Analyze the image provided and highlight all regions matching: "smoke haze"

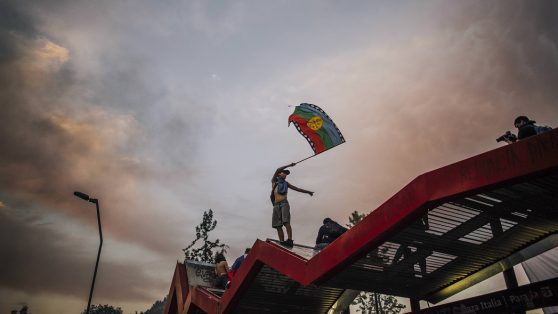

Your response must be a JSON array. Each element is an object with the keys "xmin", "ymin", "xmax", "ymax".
[{"xmin": 1, "ymin": 1, "xmax": 557, "ymax": 313}]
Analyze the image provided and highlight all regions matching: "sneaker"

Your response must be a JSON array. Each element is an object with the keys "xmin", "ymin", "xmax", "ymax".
[{"xmin": 279, "ymin": 239, "xmax": 294, "ymax": 247}]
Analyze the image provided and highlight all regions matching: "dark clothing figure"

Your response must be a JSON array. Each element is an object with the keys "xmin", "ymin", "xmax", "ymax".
[
  {"xmin": 231, "ymin": 255, "xmax": 246, "ymax": 272},
  {"xmin": 215, "ymin": 273, "xmax": 228, "ymax": 289},
  {"xmin": 231, "ymin": 248, "xmax": 250, "ymax": 276},
  {"xmin": 393, "ymin": 243, "xmax": 428, "ymax": 277},
  {"xmin": 517, "ymin": 123, "xmax": 537, "ymax": 140},
  {"xmin": 214, "ymin": 253, "xmax": 229, "ymax": 289},
  {"xmin": 392, "ymin": 217, "xmax": 430, "ymax": 277},
  {"xmin": 498, "ymin": 116, "xmax": 552, "ymax": 144},
  {"xmin": 315, "ymin": 218, "xmax": 347, "ymax": 248},
  {"xmin": 515, "ymin": 115, "xmax": 552, "ymax": 140}
]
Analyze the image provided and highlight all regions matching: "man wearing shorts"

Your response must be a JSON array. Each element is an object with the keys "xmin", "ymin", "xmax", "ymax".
[{"xmin": 271, "ymin": 163, "xmax": 314, "ymax": 247}]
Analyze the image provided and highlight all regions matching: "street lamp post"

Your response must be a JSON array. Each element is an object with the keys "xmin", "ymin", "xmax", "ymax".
[{"xmin": 74, "ymin": 191, "xmax": 103, "ymax": 314}]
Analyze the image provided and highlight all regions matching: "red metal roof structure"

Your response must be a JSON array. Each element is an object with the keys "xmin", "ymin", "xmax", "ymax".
[{"xmin": 164, "ymin": 129, "xmax": 558, "ymax": 314}]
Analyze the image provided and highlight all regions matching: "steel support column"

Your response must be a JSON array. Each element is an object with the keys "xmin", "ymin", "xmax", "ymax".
[{"xmin": 492, "ymin": 218, "xmax": 524, "ymax": 314}]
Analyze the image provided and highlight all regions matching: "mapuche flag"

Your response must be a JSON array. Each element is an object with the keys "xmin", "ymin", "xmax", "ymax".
[{"xmin": 288, "ymin": 103, "xmax": 345, "ymax": 155}]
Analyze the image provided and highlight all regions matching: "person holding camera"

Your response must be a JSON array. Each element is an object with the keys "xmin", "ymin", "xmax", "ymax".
[
  {"xmin": 514, "ymin": 115, "xmax": 552, "ymax": 140},
  {"xmin": 497, "ymin": 115, "xmax": 552, "ymax": 144}
]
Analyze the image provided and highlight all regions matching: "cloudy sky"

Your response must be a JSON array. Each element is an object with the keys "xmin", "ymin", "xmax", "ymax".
[{"xmin": 1, "ymin": 1, "xmax": 558, "ymax": 313}]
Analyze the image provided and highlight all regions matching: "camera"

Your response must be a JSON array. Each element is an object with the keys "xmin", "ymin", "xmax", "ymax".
[{"xmin": 496, "ymin": 131, "xmax": 517, "ymax": 144}]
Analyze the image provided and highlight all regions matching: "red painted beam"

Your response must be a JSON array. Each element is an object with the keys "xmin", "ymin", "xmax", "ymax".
[
  {"xmin": 219, "ymin": 239, "xmax": 309, "ymax": 313},
  {"xmin": 306, "ymin": 129, "xmax": 558, "ymax": 284},
  {"xmin": 163, "ymin": 262, "xmax": 188, "ymax": 314},
  {"xmin": 187, "ymin": 287, "xmax": 221, "ymax": 314}
]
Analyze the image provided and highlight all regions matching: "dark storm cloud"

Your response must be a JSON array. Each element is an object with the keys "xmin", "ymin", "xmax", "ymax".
[
  {"xmin": 0, "ymin": 208, "xmax": 167, "ymax": 301},
  {"xmin": 0, "ymin": 0, "xmax": 198, "ymax": 306},
  {"xmin": 0, "ymin": 1, "xmax": 37, "ymax": 61},
  {"xmin": 0, "ymin": 1, "xmax": 78, "ymax": 206},
  {"xmin": 0, "ymin": 0, "xmax": 199, "ymax": 252}
]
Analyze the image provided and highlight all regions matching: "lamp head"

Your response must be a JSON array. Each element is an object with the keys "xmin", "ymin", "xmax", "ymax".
[
  {"xmin": 74, "ymin": 191, "xmax": 90, "ymax": 201},
  {"xmin": 74, "ymin": 191, "xmax": 97, "ymax": 203}
]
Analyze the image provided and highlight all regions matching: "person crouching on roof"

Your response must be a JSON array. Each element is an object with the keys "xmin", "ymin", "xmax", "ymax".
[
  {"xmin": 514, "ymin": 115, "xmax": 553, "ymax": 140},
  {"xmin": 315, "ymin": 218, "xmax": 348, "ymax": 251},
  {"xmin": 271, "ymin": 163, "xmax": 314, "ymax": 248}
]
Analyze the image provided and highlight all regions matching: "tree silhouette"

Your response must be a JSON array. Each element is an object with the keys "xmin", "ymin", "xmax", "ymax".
[
  {"xmin": 347, "ymin": 210, "xmax": 366, "ymax": 228},
  {"xmin": 142, "ymin": 297, "xmax": 166, "ymax": 314},
  {"xmin": 81, "ymin": 304, "xmax": 123, "ymax": 314},
  {"xmin": 10, "ymin": 305, "xmax": 29, "ymax": 314},
  {"xmin": 183, "ymin": 209, "xmax": 228, "ymax": 263}
]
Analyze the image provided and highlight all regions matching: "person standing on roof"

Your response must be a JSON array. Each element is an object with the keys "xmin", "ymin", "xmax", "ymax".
[
  {"xmin": 515, "ymin": 115, "xmax": 553, "ymax": 140},
  {"xmin": 271, "ymin": 163, "xmax": 314, "ymax": 247}
]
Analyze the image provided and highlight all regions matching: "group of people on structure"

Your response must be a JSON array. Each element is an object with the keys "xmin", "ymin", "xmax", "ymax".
[
  {"xmin": 271, "ymin": 163, "xmax": 349, "ymax": 249},
  {"xmin": 212, "ymin": 162, "xmax": 346, "ymax": 289},
  {"xmin": 214, "ymin": 248, "xmax": 251, "ymax": 289},
  {"xmin": 212, "ymin": 115, "xmax": 553, "ymax": 289}
]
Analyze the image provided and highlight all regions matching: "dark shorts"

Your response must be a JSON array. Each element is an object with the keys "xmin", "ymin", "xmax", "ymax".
[
  {"xmin": 215, "ymin": 274, "xmax": 228, "ymax": 289},
  {"xmin": 272, "ymin": 200, "xmax": 290, "ymax": 228}
]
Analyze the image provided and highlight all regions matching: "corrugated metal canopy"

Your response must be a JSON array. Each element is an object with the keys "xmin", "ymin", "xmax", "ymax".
[
  {"xmin": 233, "ymin": 265, "xmax": 344, "ymax": 314},
  {"xmin": 321, "ymin": 175, "xmax": 558, "ymax": 302},
  {"xmin": 192, "ymin": 243, "xmax": 345, "ymax": 314}
]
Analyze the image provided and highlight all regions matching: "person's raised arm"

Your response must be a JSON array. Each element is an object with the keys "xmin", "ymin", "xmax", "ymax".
[
  {"xmin": 271, "ymin": 162, "xmax": 297, "ymax": 183},
  {"xmin": 287, "ymin": 183, "xmax": 314, "ymax": 196}
]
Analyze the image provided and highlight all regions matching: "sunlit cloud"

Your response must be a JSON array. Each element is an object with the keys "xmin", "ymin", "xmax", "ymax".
[{"xmin": 34, "ymin": 39, "xmax": 70, "ymax": 66}]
